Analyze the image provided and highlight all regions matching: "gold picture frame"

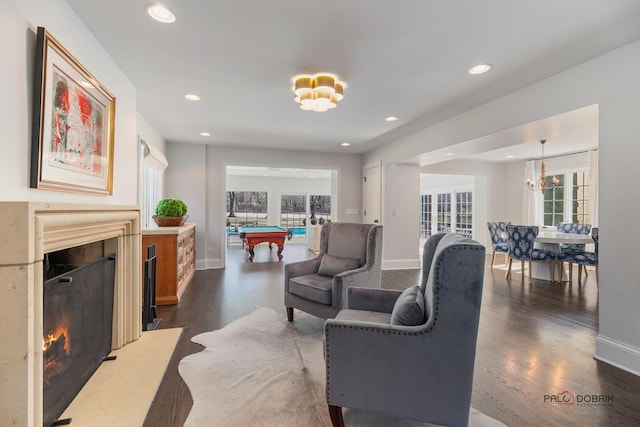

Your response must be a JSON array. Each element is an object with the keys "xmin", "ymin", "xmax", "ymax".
[{"xmin": 31, "ymin": 27, "xmax": 115, "ymax": 195}]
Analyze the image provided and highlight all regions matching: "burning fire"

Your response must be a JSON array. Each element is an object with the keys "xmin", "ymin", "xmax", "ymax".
[{"xmin": 43, "ymin": 316, "xmax": 71, "ymax": 355}]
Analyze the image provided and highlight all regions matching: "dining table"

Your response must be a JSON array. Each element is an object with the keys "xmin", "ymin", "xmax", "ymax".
[{"xmin": 533, "ymin": 229, "xmax": 595, "ymax": 281}]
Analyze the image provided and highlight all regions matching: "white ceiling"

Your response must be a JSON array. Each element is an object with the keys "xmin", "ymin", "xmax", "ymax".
[{"xmin": 66, "ymin": 0, "xmax": 640, "ymax": 162}]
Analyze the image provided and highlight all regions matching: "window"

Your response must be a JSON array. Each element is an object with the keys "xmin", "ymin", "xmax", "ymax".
[
  {"xmin": 281, "ymin": 194, "xmax": 306, "ymax": 236},
  {"xmin": 436, "ymin": 193, "xmax": 451, "ymax": 233},
  {"xmin": 310, "ymin": 195, "xmax": 331, "ymax": 223},
  {"xmin": 226, "ymin": 191, "xmax": 268, "ymax": 226},
  {"xmin": 542, "ymin": 171, "xmax": 590, "ymax": 226},
  {"xmin": 420, "ymin": 194, "xmax": 432, "ymax": 238},
  {"xmin": 571, "ymin": 171, "xmax": 590, "ymax": 224},
  {"xmin": 138, "ymin": 139, "xmax": 167, "ymax": 229},
  {"xmin": 455, "ymin": 192, "xmax": 473, "ymax": 237},
  {"xmin": 422, "ymin": 190, "xmax": 473, "ymax": 239},
  {"xmin": 543, "ymin": 174, "xmax": 565, "ymax": 227}
]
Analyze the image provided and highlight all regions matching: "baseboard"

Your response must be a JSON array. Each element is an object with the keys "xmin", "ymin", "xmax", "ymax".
[
  {"xmin": 594, "ymin": 334, "xmax": 640, "ymax": 376},
  {"xmin": 382, "ymin": 258, "xmax": 420, "ymax": 270},
  {"xmin": 196, "ymin": 258, "xmax": 222, "ymax": 270}
]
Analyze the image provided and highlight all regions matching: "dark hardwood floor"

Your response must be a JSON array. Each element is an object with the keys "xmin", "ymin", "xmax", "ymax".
[{"xmin": 144, "ymin": 243, "xmax": 640, "ymax": 427}]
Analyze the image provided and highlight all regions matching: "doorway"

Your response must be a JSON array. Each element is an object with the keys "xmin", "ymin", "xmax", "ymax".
[{"xmin": 224, "ymin": 166, "xmax": 337, "ymax": 266}]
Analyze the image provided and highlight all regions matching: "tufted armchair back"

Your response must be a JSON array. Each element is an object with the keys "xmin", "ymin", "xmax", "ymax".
[{"xmin": 324, "ymin": 232, "xmax": 486, "ymax": 427}]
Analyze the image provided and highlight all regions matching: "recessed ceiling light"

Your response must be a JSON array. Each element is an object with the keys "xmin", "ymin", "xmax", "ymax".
[
  {"xmin": 385, "ymin": 116, "xmax": 398, "ymax": 122},
  {"xmin": 146, "ymin": 4, "xmax": 176, "ymax": 23},
  {"xmin": 341, "ymin": 142, "xmax": 350, "ymax": 147},
  {"xmin": 506, "ymin": 155, "xmax": 515, "ymax": 158},
  {"xmin": 199, "ymin": 132, "xmax": 211, "ymax": 137},
  {"xmin": 468, "ymin": 64, "xmax": 492, "ymax": 75},
  {"xmin": 445, "ymin": 152, "xmax": 454, "ymax": 156},
  {"xmin": 185, "ymin": 94, "xmax": 201, "ymax": 101}
]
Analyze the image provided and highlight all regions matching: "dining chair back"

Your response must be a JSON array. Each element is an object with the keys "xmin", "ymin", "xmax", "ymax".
[
  {"xmin": 487, "ymin": 221, "xmax": 510, "ymax": 267},
  {"xmin": 556, "ymin": 222, "xmax": 592, "ymax": 252},
  {"xmin": 505, "ymin": 225, "xmax": 556, "ymax": 282}
]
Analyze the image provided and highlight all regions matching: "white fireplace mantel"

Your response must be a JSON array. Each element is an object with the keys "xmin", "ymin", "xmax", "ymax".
[{"xmin": 0, "ymin": 202, "xmax": 142, "ymax": 427}]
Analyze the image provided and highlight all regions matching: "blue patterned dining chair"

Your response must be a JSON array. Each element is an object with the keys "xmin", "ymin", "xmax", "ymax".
[
  {"xmin": 505, "ymin": 225, "xmax": 557, "ymax": 282},
  {"xmin": 487, "ymin": 221, "xmax": 510, "ymax": 268},
  {"xmin": 557, "ymin": 228, "xmax": 599, "ymax": 287},
  {"xmin": 556, "ymin": 222, "xmax": 592, "ymax": 280}
]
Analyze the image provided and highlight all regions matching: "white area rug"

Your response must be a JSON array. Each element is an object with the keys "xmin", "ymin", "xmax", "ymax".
[
  {"xmin": 61, "ymin": 327, "xmax": 182, "ymax": 426},
  {"xmin": 179, "ymin": 308, "xmax": 505, "ymax": 427}
]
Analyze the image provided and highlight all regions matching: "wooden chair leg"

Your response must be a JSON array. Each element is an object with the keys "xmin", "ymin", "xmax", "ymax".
[
  {"xmin": 549, "ymin": 260, "xmax": 555, "ymax": 282},
  {"xmin": 521, "ymin": 260, "xmax": 525, "ymax": 279},
  {"xmin": 569, "ymin": 262, "xmax": 573, "ymax": 281},
  {"xmin": 583, "ymin": 265, "xmax": 589, "ymax": 276},
  {"xmin": 286, "ymin": 306, "xmax": 293, "ymax": 322},
  {"xmin": 491, "ymin": 251, "xmax": 496, "ymax": 267},
  {"xmin": 527, "ymin": 261, "xmax": 532, "ymax": 281},
  {"xmin": 506, "ymin": 258, "xmax": 513, "ymax": 279},
  {"xmin": 328, "ymin": 405, "xmax": 345, "ymax": 427},
  {"xmin": 578, "ymin": 264, "xmax": 583, "ymax": 283},
  {"xmin": 558, "ymin": 261, "xmax": 563, "ymax": 282}
]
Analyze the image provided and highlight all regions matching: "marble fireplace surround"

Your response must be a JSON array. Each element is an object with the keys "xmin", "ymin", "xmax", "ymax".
[{"xmin": 0, "ymin": 202, "xmax": 142, "ymax": 427}]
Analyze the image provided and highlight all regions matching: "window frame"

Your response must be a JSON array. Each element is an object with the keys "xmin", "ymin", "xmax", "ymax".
[{"xmin": 540, "ymin": 167, "xmax": 590, "ymax": 226}]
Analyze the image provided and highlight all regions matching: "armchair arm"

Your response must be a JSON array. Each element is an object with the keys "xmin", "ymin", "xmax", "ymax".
[
  {"xmin": 284, "ymin": 257, "xmax": 322, "ymax": 293},
  {"xmin": 332, "ymin": 266, "xmax": 377, "ymax": 309},
  {"xmin": 346, "ymin": 287, "xmax": 402, "ymax": 313},
  {"xmin": 324, "ymin": 318, "xmax": 430, "ymax": 408}
]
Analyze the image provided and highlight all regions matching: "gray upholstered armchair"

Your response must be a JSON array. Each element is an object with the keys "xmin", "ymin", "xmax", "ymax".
[
  {"xmin": 284, "ymin": 222, "xmax": 383, "ymax": 321},
  {"xmin": 324, "ymin": 233, "xmax": 486, "ymax": 427}
]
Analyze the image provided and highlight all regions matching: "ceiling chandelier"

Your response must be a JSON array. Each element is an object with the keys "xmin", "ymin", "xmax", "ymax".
[
  {"xmin": 527, "ymin": 139, "xmax": 559, "ymax": 192},
  {"xmin": 291, "ymin": 73, "xmax": 346, "ymax": 112}
]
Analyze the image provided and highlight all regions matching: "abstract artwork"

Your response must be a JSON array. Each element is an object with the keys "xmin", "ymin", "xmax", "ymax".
[{"xmin": 31, "ymin": 27, "xmax": 115, "ymax": 194}]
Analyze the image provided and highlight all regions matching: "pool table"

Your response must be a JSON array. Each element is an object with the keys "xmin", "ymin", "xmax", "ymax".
[{"xmin": 238, "ymin": 226, "xmax": 289, "ymax": 262}]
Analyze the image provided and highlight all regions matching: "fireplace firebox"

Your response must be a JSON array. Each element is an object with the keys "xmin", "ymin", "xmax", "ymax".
[{"xmin": 43, "ymin": 253, "xmax": 116, "ymax": 427}]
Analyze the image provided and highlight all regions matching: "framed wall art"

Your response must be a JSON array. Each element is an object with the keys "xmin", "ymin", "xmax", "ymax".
[{"xmin": 31, "ymin": 26, "xmax": 116, "ymax": 195}]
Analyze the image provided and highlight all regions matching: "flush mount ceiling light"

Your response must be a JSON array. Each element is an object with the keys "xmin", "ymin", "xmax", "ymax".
[
  {"xmin": 385, "ymin": 116, "xmax": 398, "ymax": 122},
  {"xmin": 291, "ymin": 73, "xmax": 346, "ymax": 112},
  {"xmin": 184, "ymin": 94, "xmax": 201, "ymax": 101},
  {"xmin": 146, "ymin": 4, "xmax": 176, "ymax": 23},
  {"xmin": 199, "ymin": 132, "xmax": 211, "ymax": 137},
  {"xmin": 468, "ymin": 64, "xmax": 492, "ymax": 75}
]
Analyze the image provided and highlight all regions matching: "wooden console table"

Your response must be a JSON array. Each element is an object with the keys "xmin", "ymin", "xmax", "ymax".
[{"xmin": 142, "ymin": 223, "xmax": 196, "ymax": 305}]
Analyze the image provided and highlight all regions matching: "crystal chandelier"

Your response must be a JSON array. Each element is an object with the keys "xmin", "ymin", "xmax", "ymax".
[
  {"xmin": 291, "ymin": 73, "xmax": 346, "ymax": 112},
  {"xmin": 527, "ymin": 139, "xmax": 560, "ymax": 192}
]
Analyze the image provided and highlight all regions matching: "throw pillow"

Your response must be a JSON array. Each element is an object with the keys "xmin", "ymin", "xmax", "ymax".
[
  {"xmin": 317, "ymin": 254, "xmax": 361, "ymax": 277},
  {"xmin": 390, "ymin": 285, "xmax": 426, "ymax": 326}
]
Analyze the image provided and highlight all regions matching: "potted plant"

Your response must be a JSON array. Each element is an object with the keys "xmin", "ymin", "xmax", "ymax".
[{"xmin": 153, "ymin": 198, "xmax": 188, "ymax": 226}]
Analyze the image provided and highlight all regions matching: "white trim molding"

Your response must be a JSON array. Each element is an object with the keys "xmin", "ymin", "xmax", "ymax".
[{"xmin": 595, "ymin": 334, "xmax": 640, "ymax": 377}]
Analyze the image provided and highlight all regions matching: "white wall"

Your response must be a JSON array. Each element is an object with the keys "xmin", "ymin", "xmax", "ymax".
[
  {"xmin": 165, "ymin": 143, "xmax": 362, "ymax": 269},
  {"xmin": 365, "ymin": 39, "xmax": 640, "ymax": 376},
  {"xmin": 137, "ymin": 112, "xmax": 166, "ymax": 154},
  {"xmin": 1, "ymin": 0, "xmax": 138, "ymax": 205},
  {"xmin": 382, "ymin": 164, "xmax": 421, "ymax": 269},
  {"xmin": 164, "ymin": 143, "xmax": 208, "ymax": 267}
]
